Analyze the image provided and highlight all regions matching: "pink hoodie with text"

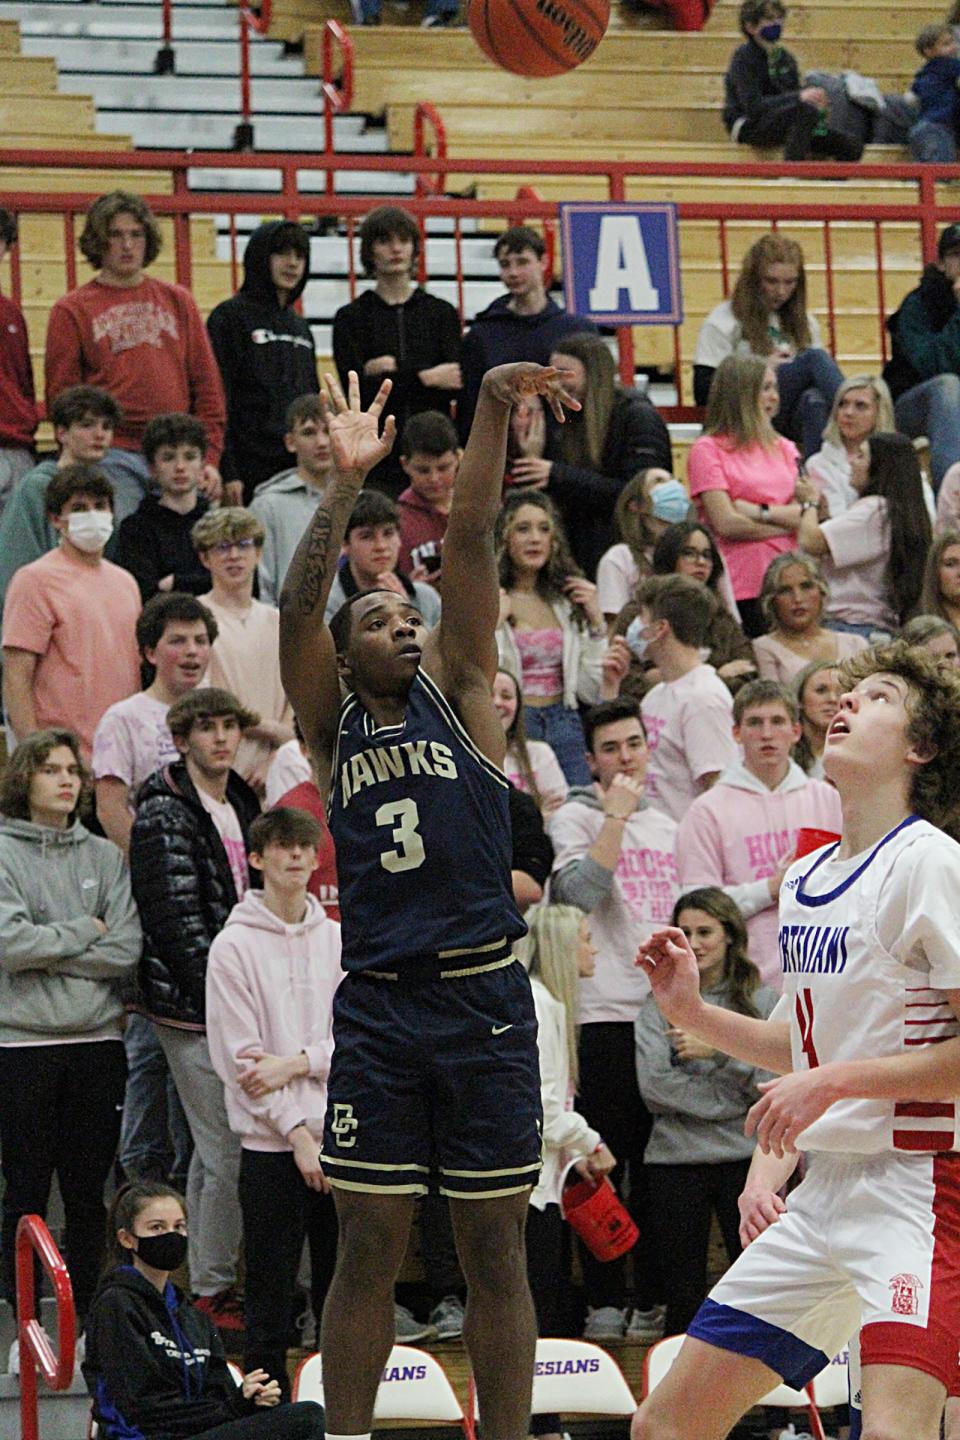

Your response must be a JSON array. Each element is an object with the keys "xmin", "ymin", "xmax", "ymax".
[
  {"xmin": 206, "ymin": 891, "xmax": 343, "ymax": 1150},
  {"xmin": 676, "ymin": 758, "xmax": 842, "ymax": 989}
]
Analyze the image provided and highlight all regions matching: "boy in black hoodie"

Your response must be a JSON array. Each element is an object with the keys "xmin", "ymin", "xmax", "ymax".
[
  {"xmin": 207, "ymin": 222, "xmax": 319, "ymax": 502},
  {"xmin": 332, "ymin": 205, "xmax": 462, "ymax": 498},
  {"xmin": 115, "ymin": 413, "xmax": 211, "ymax": 602}
]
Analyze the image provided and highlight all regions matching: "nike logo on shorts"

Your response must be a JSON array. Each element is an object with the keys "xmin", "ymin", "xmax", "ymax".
[{"xmin": 491, "ymin": 1023, "xmax": 513, "ymax": 1035}]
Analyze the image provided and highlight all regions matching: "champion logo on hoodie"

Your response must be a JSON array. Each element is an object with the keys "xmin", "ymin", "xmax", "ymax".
[{"xmin": 250, "ymin": 328, "xmax": 314, "ymax": 349}]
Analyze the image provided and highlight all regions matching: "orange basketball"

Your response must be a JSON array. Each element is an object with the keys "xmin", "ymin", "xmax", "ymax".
[{"xmin": 467, "ymin": 0, "xmax": 609, "ymax": 77}]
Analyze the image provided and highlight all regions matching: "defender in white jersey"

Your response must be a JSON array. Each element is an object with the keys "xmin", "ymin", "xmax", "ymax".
[{"xmin": 631, "ymin": 642, "xmax": 960, "ymax": 1440}]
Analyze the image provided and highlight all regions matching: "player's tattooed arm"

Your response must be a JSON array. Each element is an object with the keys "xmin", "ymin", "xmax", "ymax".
[
  {"xmin": 279, "ymin": 371, "xmax": 396, "ymax": 766},
  {"xmin": 426, "ymin": 363, "xmax": 578, "ymax": 713}
]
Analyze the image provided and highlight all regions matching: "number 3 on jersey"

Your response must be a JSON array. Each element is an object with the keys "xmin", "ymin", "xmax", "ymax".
[{"xmin": 376, "ymin": 798, "xmax": 426, "ymax": 874}]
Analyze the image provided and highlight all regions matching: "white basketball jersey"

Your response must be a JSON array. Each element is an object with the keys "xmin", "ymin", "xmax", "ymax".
[{"xmin": 778, "ymin": 815, "xmax": 960, "ymax": 1154}]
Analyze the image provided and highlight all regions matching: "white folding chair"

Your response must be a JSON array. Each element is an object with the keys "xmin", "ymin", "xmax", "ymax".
[
  {"xmin": 469, "ymin": 1337, "xmax": 636, "ymax": 1430},
  {"xmin": 293, "ymin": 1344, "xmax": 471, "ymax": 1435},
  {"xmin": 643, "ymin": 1333, "xmax": 829, "ymax": 1440}
]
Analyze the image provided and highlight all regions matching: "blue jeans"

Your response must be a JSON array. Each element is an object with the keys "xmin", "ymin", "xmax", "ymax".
[
  {"xmin": 774, "ymin": 348, "xmax": 845, "ymax": 459},
  {"xmin": 894, "ymin": 372, "xmax": 960, "ymax": 491},
  {"xmin": 119, "ymin": 1013, "xmax": 192, "ymax": 1183},
  {"xmin": 523, "ymin": 701, "xmax": 591, "ymax": 785},
  {"xmin": 909, "ymin": 119, "xmax": 957, "ymax": 164},
  {"xmin": 824, "ymin": 617, "xmax": 892, "ymax": 642}
]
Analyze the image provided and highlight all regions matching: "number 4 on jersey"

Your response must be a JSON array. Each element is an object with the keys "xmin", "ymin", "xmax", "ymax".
[{"xmin": 795, "ymin": 987, "xmax": 819, "ymax": 1068}]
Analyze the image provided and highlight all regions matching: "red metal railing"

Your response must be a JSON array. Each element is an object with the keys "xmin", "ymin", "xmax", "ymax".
[
  {"xmin": 236, "ymin": 0, "xmax": 273, "ymax": 149},
  {"xmin": 16, "ymin": 1215, "xmax": 76, "ymax": 1440},
  {"xmin": 2, "ymin": 147, "xmax": 959, "ymax": 415},
  {"xmin": 322, "ymin": 20, "xmax": 354, "ymax": 180}
]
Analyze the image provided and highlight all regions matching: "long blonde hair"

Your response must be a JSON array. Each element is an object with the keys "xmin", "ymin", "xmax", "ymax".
[
  {"xmin": 516, "ymin": 903, "xmax": 584, "ymax": 1089},
  {"xmin": 704, "ymin": 355, "xmax": 779, "ymax": 452},
  {"xmin": 731, "ymin": 234, "xmax": 812, "ymax": 356},
  {"xmin": 921, "ymin": 529, "xmax": 960, "ymax": 621},
  {"xmin": 820, "ymin": 375, "xmax": 895, "ymax": 450}
]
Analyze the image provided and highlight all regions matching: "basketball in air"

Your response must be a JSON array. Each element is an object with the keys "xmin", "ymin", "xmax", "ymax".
[{"xmin": 467, "ymin": 0, "xmax": 609, "ymax": 77}]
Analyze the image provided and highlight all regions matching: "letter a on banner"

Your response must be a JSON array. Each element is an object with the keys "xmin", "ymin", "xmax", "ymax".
[{"xmin": 589, "ymin": 216, "xmax": 659, "ymax": 312}]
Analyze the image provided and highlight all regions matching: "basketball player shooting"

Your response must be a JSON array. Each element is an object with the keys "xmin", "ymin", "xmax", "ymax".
[
  {"xmin": 279, "ymin": 363, "xmax": 579, "ymax": 1440},
  {"xmin": 630, "ymin": 643, "xmax": 960, "ymax": 1440}
]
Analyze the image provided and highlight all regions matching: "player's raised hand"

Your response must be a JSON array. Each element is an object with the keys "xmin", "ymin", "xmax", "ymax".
[
  {"xmin": 635, "ymin": 926, "xmax": 703, "ymax": 1027},
  {"xmin": 321, "ymin": 369, "xmax": 397, "ymax": 475},
  {"xmin": 481, "ymin": 362, "xmax": 581, "ymax": 423}
]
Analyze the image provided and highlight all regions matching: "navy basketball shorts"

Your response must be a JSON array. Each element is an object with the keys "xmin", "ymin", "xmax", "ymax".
[{"xmin": 322, "ymin": 955, "xmax": 543, "ymax": 1198}]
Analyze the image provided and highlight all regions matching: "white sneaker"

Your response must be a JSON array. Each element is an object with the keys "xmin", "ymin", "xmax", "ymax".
[
  {"xmin": 626, "ymin": 1303, "xmax": 667, "ymax": 1341},
  {"xmin": 582, "ymin": 1305, "xmax": 627, "ymax": 1340},
  {"xmin": 6, "ymin": 1339, "xmax": 18, "ymax": 1375}
]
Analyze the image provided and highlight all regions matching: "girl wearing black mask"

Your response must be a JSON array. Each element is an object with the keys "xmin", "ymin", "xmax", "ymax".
[{"xmin": 83, "ymin": 1182, "xmax": 325, "ymax": 1440}]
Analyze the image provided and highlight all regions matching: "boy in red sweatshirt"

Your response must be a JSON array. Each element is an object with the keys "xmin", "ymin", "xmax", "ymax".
[
  {"xmin": 396, "ymin": 410, "xmax": 460, "ymax": 581},
  {"xmin": 0, "ymin": 209, "xmax": 37, "ymax": 505},
  {"xmin": 206, "ymin": 806, "xmax": 342, "ymax": 1395}
]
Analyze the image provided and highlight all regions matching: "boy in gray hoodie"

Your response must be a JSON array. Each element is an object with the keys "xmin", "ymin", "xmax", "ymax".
[{"xmin": 0, "ymin": 727, "xmax": 140, "ymax": 1342}]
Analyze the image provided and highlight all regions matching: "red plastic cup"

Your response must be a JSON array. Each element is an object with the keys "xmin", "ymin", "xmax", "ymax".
[
  {"xmin": 561, "ymin": 1172, "xmax": 638, "ymax": 1262},
  {"xmin": 794, "ymin": 827, "xmax": 841, "ymax": 860}
]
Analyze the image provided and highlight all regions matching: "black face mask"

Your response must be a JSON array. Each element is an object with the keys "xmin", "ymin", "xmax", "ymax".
[{"xmin": 133, "ymin": 1230, "xmax": 189, "ymax": 1272}]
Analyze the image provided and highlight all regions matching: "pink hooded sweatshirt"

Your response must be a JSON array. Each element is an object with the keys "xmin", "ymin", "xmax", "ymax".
[
  {"xmin": 206, "ymin": 891, "xmax": 343, "ymax": 1150},
  {"xmin": 676, "ymin": 758, "xmax": 842, "ymax": 990}
]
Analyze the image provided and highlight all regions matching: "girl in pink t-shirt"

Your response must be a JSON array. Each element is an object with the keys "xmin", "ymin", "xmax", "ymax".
[
  {"xmin": 687, "ymin": 355, "xmax": 807, "ymax": 637},
  {"xmin": 492, "ymin": 668, "xmax": 569, "ymax": 815}
]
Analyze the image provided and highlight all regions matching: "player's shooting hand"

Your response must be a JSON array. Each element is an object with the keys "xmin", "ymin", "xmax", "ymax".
[
  {"xmin": 737, "ymin": 1186, "xmax": 787, "ymax": 1247},
  {"xmin": 635, "ymin": 927, "xmax": 705, "ymax": 1028},
  {"xmin": 481, "ymin": 363, "xmax": 581, "ymax": 423},
  {"xmin": 745, "ymin": 1067, "xmax": 843, "ymax": 1158},
  {"xmin": 321, "ymin": 370, "xmax": 397, "ymax": 476}
]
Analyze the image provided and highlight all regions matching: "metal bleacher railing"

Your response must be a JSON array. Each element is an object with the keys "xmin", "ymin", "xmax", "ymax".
[
  {"xmin": 2, "ymin": 138, "xmax": 960, "ymax": 420},
  {"xmin": 15, "ymin": 1214, "xmax": 76, "ymax": 1440}
]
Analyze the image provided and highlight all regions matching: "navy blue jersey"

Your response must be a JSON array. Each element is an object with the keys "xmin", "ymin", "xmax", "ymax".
[{"xmin": 328, "ymin": 669, "xmax": 526, "ymax": 972}]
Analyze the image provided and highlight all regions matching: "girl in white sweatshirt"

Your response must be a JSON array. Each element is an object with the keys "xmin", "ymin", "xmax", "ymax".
[{"xmin": 518, "ymin": 904, "xmax": 615, "ymax": 1440}]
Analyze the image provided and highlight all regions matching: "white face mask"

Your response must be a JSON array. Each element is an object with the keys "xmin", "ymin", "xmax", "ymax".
[
  {"xmin": 626, "ymin": 616, "xmax": 652, "ymax": 660},
  {"xmin": 65, "ymin": 510, "xmax": 113, "ymax": 553}
]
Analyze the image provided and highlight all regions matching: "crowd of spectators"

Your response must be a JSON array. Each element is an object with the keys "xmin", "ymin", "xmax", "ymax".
[{"xmin": 6, "ymin": 163, "xmax": 960, "ymax": 1437}]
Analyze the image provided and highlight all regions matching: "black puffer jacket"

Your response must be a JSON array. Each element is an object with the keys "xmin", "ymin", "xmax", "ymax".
[{"xmin": 130, "ymin": 762, "xmax": 261, "ymax": 1030}]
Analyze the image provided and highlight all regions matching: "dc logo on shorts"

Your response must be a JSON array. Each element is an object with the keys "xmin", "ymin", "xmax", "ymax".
[
  {"xmin": 888, "ymin": 1272, "xmax": 923, "ymax": 1316},
  {"xmin": 331, "ymin": 1103, "xmax": 359, "ymax": 1149}
]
